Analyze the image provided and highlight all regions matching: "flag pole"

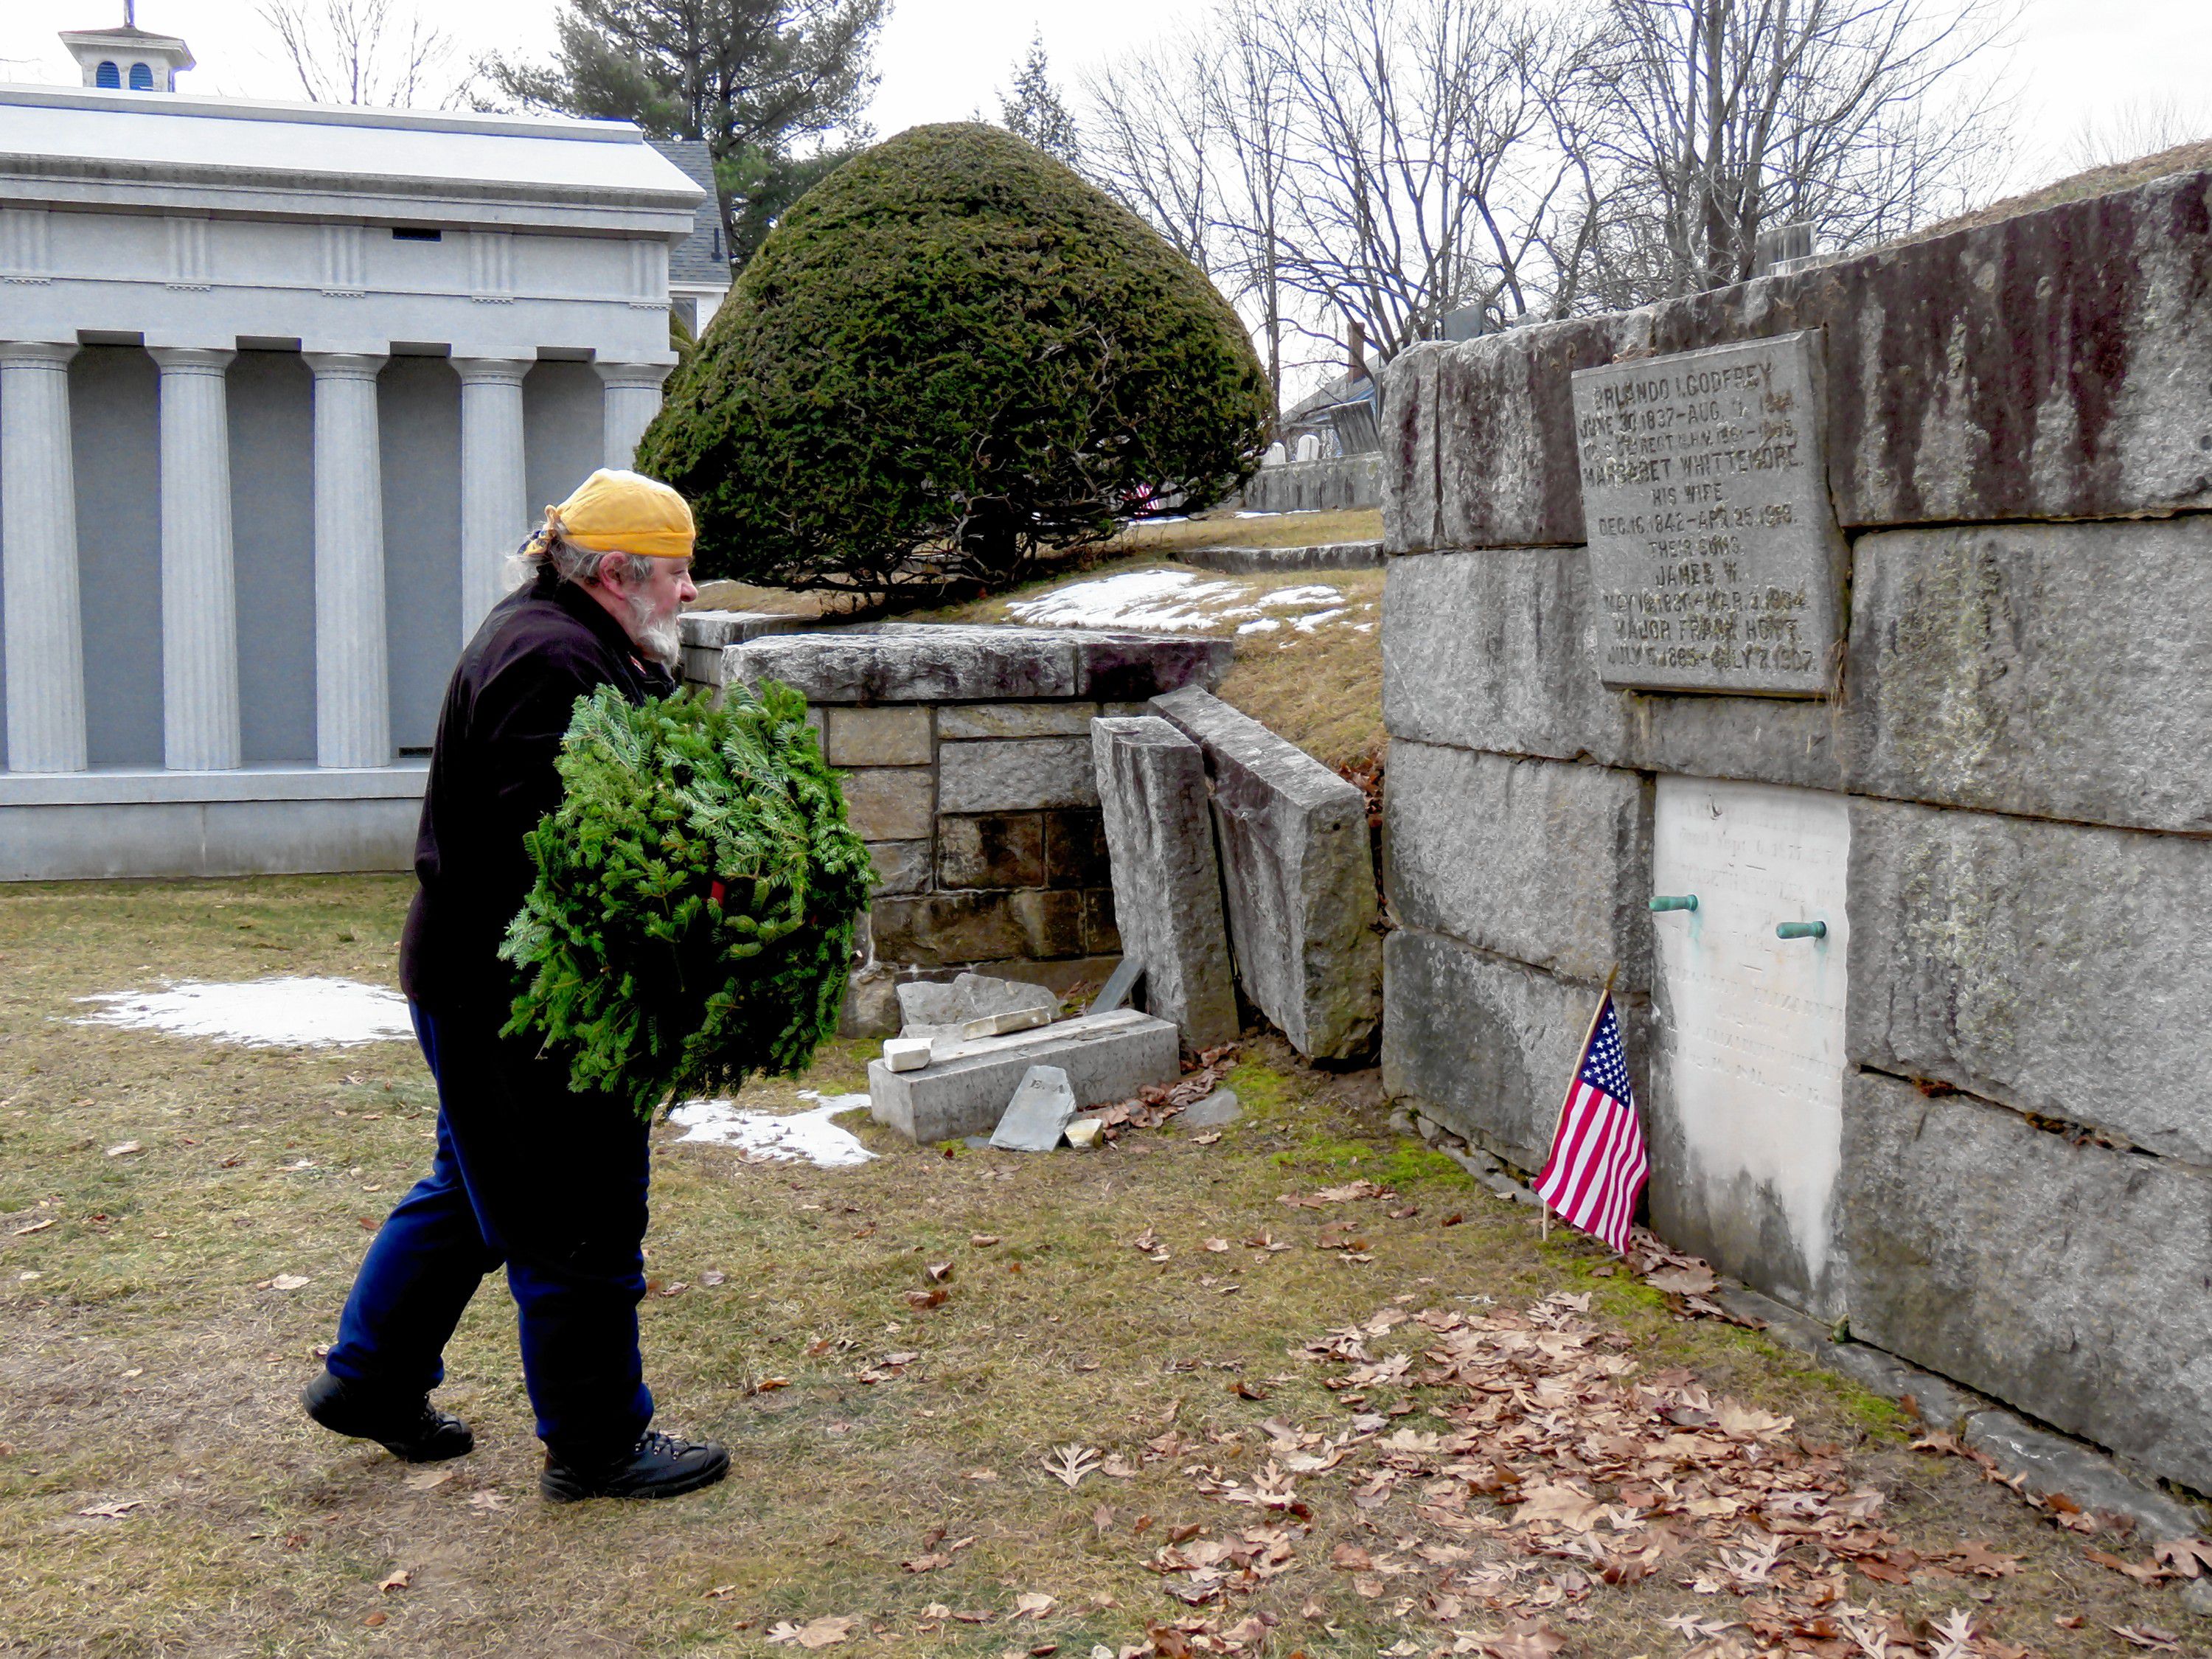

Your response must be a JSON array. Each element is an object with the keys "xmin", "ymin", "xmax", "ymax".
[{"xmin": 1539, "ymin": 961, "xmax": 1618, "ymax": 1241}]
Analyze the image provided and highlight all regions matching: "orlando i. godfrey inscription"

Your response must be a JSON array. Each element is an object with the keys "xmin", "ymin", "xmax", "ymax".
[{"xmin": 1570, "ymin": 330, "xmax": 1845, "ymax": 696}]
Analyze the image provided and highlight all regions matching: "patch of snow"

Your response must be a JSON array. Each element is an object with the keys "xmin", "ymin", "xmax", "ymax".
[
  {"xmin": 669, "ymin": 1089, "xmax": 875, "ymax": 1168},
  {"xmin": 1293, "ymin": 607, "xmax": 1352, "ymax": 632},
  {"xmin": 1256, "ymin": 584, "xmax": 1344, "ymax": 610},
  {"xmin": 1236, "ymin": 617, "xmax": 1283, "ymax": 636},
  {"xmin": 1006, "ymin": 568, "xmax": 1256, "ymax": 631},
  {"xmin": 1353, "ymin": 622, "xmax": 1376, "ymax": 633},
  {"xmin": 74, "ymin": 977, "xmax": 413, "ymax": 1048}
]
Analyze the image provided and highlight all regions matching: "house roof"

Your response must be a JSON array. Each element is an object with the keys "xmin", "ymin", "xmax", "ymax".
[
  {"xmin": 0, "ymin": 84, "xmax": 703, "ymax": 236},
  {"xmin": 647, "ymin": 138, "xmax": 731, "ymax": 289}
]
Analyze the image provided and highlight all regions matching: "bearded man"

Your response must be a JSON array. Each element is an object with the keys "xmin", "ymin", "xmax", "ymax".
[{"xmin": 300, "ymin": 468, "xmax": 729, "ymax": 1503}]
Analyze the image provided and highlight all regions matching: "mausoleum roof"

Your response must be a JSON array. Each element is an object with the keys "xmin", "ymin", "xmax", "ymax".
[{"xmin": 0, "ymin": 85, "xmax": 703, "ymax": 237}]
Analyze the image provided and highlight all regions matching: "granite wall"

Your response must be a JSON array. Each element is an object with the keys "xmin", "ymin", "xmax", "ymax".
[
  {"xmin": 1378, "ymin": 169, "xmax": 2212, "ymax": 1497},
  {"xmin": 681, "ymin": 617, "xmax": 1232, "ymax": 1034}
]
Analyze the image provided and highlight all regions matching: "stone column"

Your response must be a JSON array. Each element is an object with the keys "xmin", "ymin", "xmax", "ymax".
[
  {"xmin": 0, "ymin": 341, "xmax": 86, "ymax": 773},
  {"xmin": 454, "ymin": 357, "xmax": 531, "ymax": 641},
  {"xmin": 594, "ymin": 361, "xmax": 672, "ymax": 470},
  {"xmin": 149, "ymin": 347, "xmax": 241, "ymax": 771},
  {"xmin": 305, "ymin": 352, "xmax": 391, "ymax": 770}
]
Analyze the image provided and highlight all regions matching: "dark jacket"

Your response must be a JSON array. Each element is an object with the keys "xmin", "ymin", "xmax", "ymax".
[{"xmin": 400, "ymin": 565, "xmax": 676, "ymax": 1012}]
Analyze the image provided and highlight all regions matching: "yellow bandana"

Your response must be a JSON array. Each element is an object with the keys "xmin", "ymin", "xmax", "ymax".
[{"xmin": 541, "ymin": 468, "xmax": 695, "ymax": 560}]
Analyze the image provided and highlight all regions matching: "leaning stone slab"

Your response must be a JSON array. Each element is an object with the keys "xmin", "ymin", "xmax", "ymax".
[
  {"xmin": 990, "ymin": 1064, "xmax": 1077, "ymax": 1152},
  {"xmin": 1150, "ymin": 686, "xmax": 1380, "ymax": 1060},
  {"xmin": 721, "ymin": 625, "xmax": 1232, "ymax": 706},
  {"xmin": 1848, "ymin": 798, "xmax": 2212, "ymax": 1163},
  {"xmin": 1840, "ymin": 521, "xmax": 2212, "ymax": 834},
  {"xmin": 1841, "ymin": 1067, "xmax": 2212, "ymax": 1498},
  {"xmin": 1090, "ymin": 717, "xmax": 1239, "ymax": 1049},
  {"xmin": 896, "ymin": 972, "xmax": 1058, "ymax": 1039},
  {"xmin": 1380, "ymin": 926, "xmax": 1638, "ymax": 1175},
  {"xmin": 1382, "ymin": 169, "xmax": 2212, "ymax": 552},
  {"xmin": 1385, "ymin": 741, "xmax": 1652, "ymax": 992},
  {"xmin": 866, "ymin": 1008, "xmax": 1180, "ymax": 1143},
  {"xmin": 1382, "ymin": 549, "xmax": 1842, "ymax": 792}
]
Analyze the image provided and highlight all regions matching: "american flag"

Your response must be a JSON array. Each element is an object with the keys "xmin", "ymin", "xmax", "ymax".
[{"xmin": 1532, "ymin": 991, "xmax": 1647, "ymax": 1253}]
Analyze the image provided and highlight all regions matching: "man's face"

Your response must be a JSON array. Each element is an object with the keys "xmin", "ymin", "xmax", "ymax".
[{"xmin": 603, "ymin": 552, "xmax": 697, "ymax": 667}]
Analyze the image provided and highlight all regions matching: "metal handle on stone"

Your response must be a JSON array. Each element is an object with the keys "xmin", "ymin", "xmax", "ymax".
[
  {"xmin": 1775, "ymin": 920, "xmax": 1827, "ymax": 940},
  {"xmin": 1648, "ymin": 894, "xmax": 1698, "ymax": 912}
]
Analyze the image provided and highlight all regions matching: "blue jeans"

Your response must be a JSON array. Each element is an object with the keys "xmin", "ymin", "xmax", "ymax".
[{"xmin": 325, "ymin": 1003, "xmax": 653, "ymax": 1461}]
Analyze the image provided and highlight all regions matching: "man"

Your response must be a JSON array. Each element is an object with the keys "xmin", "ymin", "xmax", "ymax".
[{"xmin": 300, "ymin": 468, "xmax": 728, "ymax": 1503}]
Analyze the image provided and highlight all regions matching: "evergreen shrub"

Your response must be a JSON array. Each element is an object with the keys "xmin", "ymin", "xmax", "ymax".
[
  {"xmin": 637, "ymin": 122, "xmax": 1274, "ymax": 599},
  {"xmin": 499, "ymin": 683, "xmax": 873, "ymax": 1119}
]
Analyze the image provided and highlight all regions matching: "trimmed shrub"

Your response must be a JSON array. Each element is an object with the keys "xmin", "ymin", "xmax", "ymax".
[{"xmin": 637, "ymin": 122, "xmax": 1273, "ymax": 599}]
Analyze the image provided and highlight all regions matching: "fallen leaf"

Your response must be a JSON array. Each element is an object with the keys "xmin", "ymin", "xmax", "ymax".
[
  {"xmin": 1331, "ymin": 1543, "xmax": 1374, "ymax": 1571},
  {"xmin": 700, "ymin": 1270, "xmax": 726, "ymax": 1286},
  {"xmin": 1478, "ymin": 1622, "xmax": 1568, "ymax": 1659},
  {"xmin": 902, "ymin": 1553, "xmax": 951, "ymax": 1573},
  {"xmin": 752, "ymin": 1377, "xmax": 792, "ymax": 1394},
  {"xmin": 10, "ymin": 1217, "xmax": 54, "ymax": 1235},
  {"xmin": 364, "ymin": 1613, "xmax": 386, "ymax": 1628},
  {"xmin": 1512, "ymin": 1482, "xmax": 1607, "ymax": 1531},
  {"xmin": 905, "ymin": 1287, "xmax": 949, "ymax": 1310},
  {"xmin": 1204, "ymin": 1238, "xmax": 1230, "ymax": 1253},
  {"xmin": 402, "ymin": 1470, "xmax": 454, "ymax": 1492},
  {"xmin": 467, "ymin": 1490, "xmax": 509, "ymax": 1512},
  {"xmin": 2110, "ymin": 1626, "xmax": 2180, "ymax": 1651},
  {"xmin": 703, "ymin": 1585, "xmax": 738, "ymax": 1599},
  {"xmin": 766, "ymin": 1615, "xmax": 856, "ymax": 1648},
  {"xmin": 926, "ymin": 1261, "xmax": 953, "ymax": 1283},
  {"xmin": 268, "ymin": 1273, "xmax": 311, "ymax": 1292},
  {"xmin": 1044, "ymin": 1444, "xmax": 1101, "ymax": 1489},
  {"xmin": 2153, "ymin": 1537, "xmax": 2212, "ymax": 1578},
  {"xmin": 77, "ymin": 1500, "xmax": 142, "ymax": 1519},
  {"xmin": 971, "ymin": 1234, "xmax": 1001, "ymax": 1247},
  {"xmin": 1192, "ymin": 1132, "xmax": 1222, "ymax": 1146},
  {"xmin": 1091, "ymin": 1503, "xmax": 1115, "ymax": 1535},
  {"xmin": 1015, "ymin": 1591, "xmax": 1057, "ymax": 1619},
  {"xmin": 1645, "ymin": 1265, "xmax": 1717, "ymax": 1296},
  {"xmin": 105, "ymin": 1141, "xmax": 143, "ymax": 1158},
  {"xmin": 378, "ymin": 1569, "xmax": 411, "ymax": 1593}
]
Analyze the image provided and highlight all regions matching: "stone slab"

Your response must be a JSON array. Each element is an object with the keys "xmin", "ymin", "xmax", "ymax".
[
  {"xmin": 936, "ymin": 813, "xmax": 1044, "ymax": 888},
  {"xmin": 1650, "ymin": 777, "xmax": 1851, "ymax": 1321},
  {"xmin": 1090, "ymin": 716, "xmax": 1239, "ymax": 1049},
  {"xmin": 959, "ymin": 1005, "xmax": 1054, "ymax": 1040},
  {"xmin": 1382, "ymin": 170, "xmax": 2212, "ymax": 553},
  {"xmin": 723, "ymin": 625, "xmax": 1232, "ymax": 706},
  {"xmin": 678, "ymin": 610, "xmax": 810, "ymax": 651},
  {"xmin": 1382, "ymin": 548, "xmax": 1843, "ymax": 790},
  {"xmin": 1840, "ymin": 520, "xmax": 2212, "ymax": 834},
  {"xmin": 1384, "ymin": 741, "xmax": 1652, "ymax": 990},
  {"xmin": 1381, "ymin": 926, "xmax": 1639, "ymax": 1175},
  {"xmin": 1848, "ymin": 798, "xmax": 2212, "ymax": 1163},
  {"xmin": 1181, "ymin": 1088, "xmax": 1242, "ymax": 1129},
  {"xmin": 1841, "ymin": 1067, "xmax": 2212, "ymax": 1499},
  {"xmin": 1178, "ymin": 541, "xmax": 1384, "ymax": 575},
  {"xmin": 938, "ymin": 702, "xmax": 1101, "ymax": 740},
  {"xmin": 1572, "ymin": 332, "xmax": 1846, "ymax": 695},
  {"xmin": 1962, "ymin": 1411, "xmax": 2208, "ymax": 1539},
  {"xmin": 865, "ymin": 840, "xmax": 930, "ymax": 896},
  {"xmin": 1150, "ymin": 686, "xmax": 1381, "ymax": 1060},
  {"xmin": 840, "ymin": 768, "xmax": 933, "ymax": 841},
  {"xmin": 866, "ymin": 1008, "xmax": 1180, "ymax": 1143},
  {"xmin": 824, "ymin": 705, "xmax": 932, "ymax": 767},
  {"xmin": 990, "ymin": 1064, "xmax": 1077, "ymax": 1151},
  {"xmin": 895, "ymin": 971, "xmax": 1060, "ymax": 1037},
  {"xmin": 939, "ymin": 737, "xmax": 1098, "ymax": 813},
  {"xmin": 882, "ymin": 1037, "xmax": 931, "ymax": 1073},
  {"xmin": 1714, "ymin": 1284, "xmax": 1985, "ymax": 1436},
  {"xmin": 1091, "ymin": 955, "xmax": 1141, "ymax": 1014}
]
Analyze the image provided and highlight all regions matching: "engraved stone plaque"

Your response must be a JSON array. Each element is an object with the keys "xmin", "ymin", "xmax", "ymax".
[
  {"xmin": 1650, "ymin": 776, "xmax": 1850, "ymax": 1315},
  {"xmin": 1571, "ymin": 331, "xmax": 1846, "ymax": 696}
]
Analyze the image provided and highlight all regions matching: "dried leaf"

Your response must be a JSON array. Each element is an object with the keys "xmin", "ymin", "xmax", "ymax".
[
  {"xmin": 105, "ymin": 1141, "xmax": 143, "ymax": 1158},
  {"xmin": 1512, "ymin": 1482, "xmax": 1607, "ymax": 1531},
  {"xmin": 1014, "ymin": 1591, "xmax": 1057, "ymax": 1619},
  {"xmin": 268, "ymin": 1273, "xmax": 311, "ymax": 1292},
  {"xmin": 1645, "ymin": 1265, "xmax": 1717, "ymax": 1296},
  {"xmin": 2110, "ymin": 1626, "xmax": 2180, "ymax": 1651},
  {"xmin": 971, "ymin": 1234, "xmax": 1001, "ymax": 1247},
  {"xmin": 925, "ymin": 1261, "xmax": 953, "ymax": 1283},
  {"xmin": 902, "ymin": 1553, "xmax": 951, "ymax": 1573},
  {"xmin": 1044, "ymin": 1444, "xmax": 1101, "ymax": 1489},
  {"xmin": 77, "ymin": 1500, "xmax": 142, "ymax": 1519},
  {"xmin": 378, "ymin": 1569, "xmax": 411, "ymax": 1593},
  {"xmin": 11, "ymin": 1217, "xmax": 54, "ymax": 1235},
  {"xmin": 1927, "ymin": 1609, "xmax": 1975, "ymax": 1659},
  {"xmin": 401, "ymin": 1470, "xmax": 453, "ymax": 1492},
  {"xmin": 766, "ymin": 1615, "xmax": 856, "ymax": 1648},
  {"xmin": 2152, "ymin": 1537, "xmax": 2212, "ymax": 1578}
]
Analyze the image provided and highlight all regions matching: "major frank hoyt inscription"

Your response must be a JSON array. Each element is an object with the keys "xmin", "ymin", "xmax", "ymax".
[{"xmin": 1571, "ymin": 330, "xmax": 1846, "ymax": 697}]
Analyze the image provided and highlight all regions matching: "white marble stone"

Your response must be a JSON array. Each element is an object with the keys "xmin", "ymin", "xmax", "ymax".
[
  {"xmin": 1, "ymin": 339, "xmax": 86, "ymax": 773},
  {"xmin": 597, "ymin": 360, "xmax": 671, "ymax": 470},
  {"xmin": 1650, "ymin": 776, "xmax": 1851, "ymax": 1317},
  {"xmin": 306, "ymin": 352, "xmax": 391, "ymax": 770},
  {"xmin": 150, "ymin": 346, "xmax": 240, "ymax": 771},
  {"xmin": 455, "ymin": 356, "xmax": 531, "ymax": 640}
]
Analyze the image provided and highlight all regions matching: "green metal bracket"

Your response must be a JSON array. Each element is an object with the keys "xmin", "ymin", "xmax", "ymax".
[
  {"xmin": 1776, "ymin": 920, "xmax": 1828, "ymax": 940},
  {"xmin": 1648, "ymin": 894, "xmax": 1698, "ymax": 912}
]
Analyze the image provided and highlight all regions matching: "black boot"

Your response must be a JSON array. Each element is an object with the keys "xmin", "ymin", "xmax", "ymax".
[
  {"xmin": 300, "ymin": 1369, "xmax": 474, "ymax": 1463},
  {"xmin": 540, "ymin": 1430, "xmax": 730, "ymax": 1502}
]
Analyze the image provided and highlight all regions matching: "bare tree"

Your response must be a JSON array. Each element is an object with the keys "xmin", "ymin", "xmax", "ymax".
[
  {"xmin": 1081, "ymin": 38, "xmax": 1219, "ymax": 271},
  {"xmin": 2060, "ymin": 93, "xmax": 2212, "ymax": 173},
  {"xmin": 1569, "ymin": 0, "xmax": 2014, "ymax": 305},
  {"xmin": 257, "ymin": 0, "xmax": 462, "ymax": 108}
]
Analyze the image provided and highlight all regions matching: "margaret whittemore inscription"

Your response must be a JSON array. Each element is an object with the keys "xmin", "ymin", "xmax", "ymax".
[{"xmin": 1571, "ymin": 331, "xmax": 1846, "ymax": 696}]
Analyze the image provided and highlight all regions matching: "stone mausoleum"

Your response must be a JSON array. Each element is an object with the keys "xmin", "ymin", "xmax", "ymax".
[{"xmin": 0, "ymin": 24, "xmax": 722, "ymax": 879}]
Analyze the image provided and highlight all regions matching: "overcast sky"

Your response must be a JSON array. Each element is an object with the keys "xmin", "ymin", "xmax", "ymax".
[{"xmin": 2, "ymin": 0, "xmax": 2208, "ymax": 195}]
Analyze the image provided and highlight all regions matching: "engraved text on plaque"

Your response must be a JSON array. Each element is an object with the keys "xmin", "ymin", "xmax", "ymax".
[{"xmin": 1570, "ymin": 330, "xmax": 1845, "ymax": 696}]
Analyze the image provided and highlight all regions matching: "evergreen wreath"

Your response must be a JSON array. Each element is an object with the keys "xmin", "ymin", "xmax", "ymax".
[{"xmin": 499, "ymin": 681, "xmax": 874, "ymax": 1119}]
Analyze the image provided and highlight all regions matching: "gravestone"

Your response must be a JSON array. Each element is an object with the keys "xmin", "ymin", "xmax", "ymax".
[
  {"xmin": 1649, "ymin": 776, "xmax": 1850, "ymax": 1318},
  {"xmin": 1294, "ymin": 433, "xmax": 1322, "ymax": 463},
  {"xmin": 1570, "ymin": 330, "xmax": 1846, "ymax": 696}
]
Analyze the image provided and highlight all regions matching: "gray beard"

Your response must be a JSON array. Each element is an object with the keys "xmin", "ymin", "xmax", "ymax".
[{"xmin": 625, "ymin": 588, "xmax": 683, "ymax": 669}]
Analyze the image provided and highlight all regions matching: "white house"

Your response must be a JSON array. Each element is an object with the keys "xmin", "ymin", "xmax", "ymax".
[{"xmin": 0, "ymin": 25, "xmax": 728, "ymax": 880}]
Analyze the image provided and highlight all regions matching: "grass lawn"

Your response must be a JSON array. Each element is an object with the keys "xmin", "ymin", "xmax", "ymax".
[{"xmin": 3, "ymin": 879, "xmax": 2205, "ymax": 1658}]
